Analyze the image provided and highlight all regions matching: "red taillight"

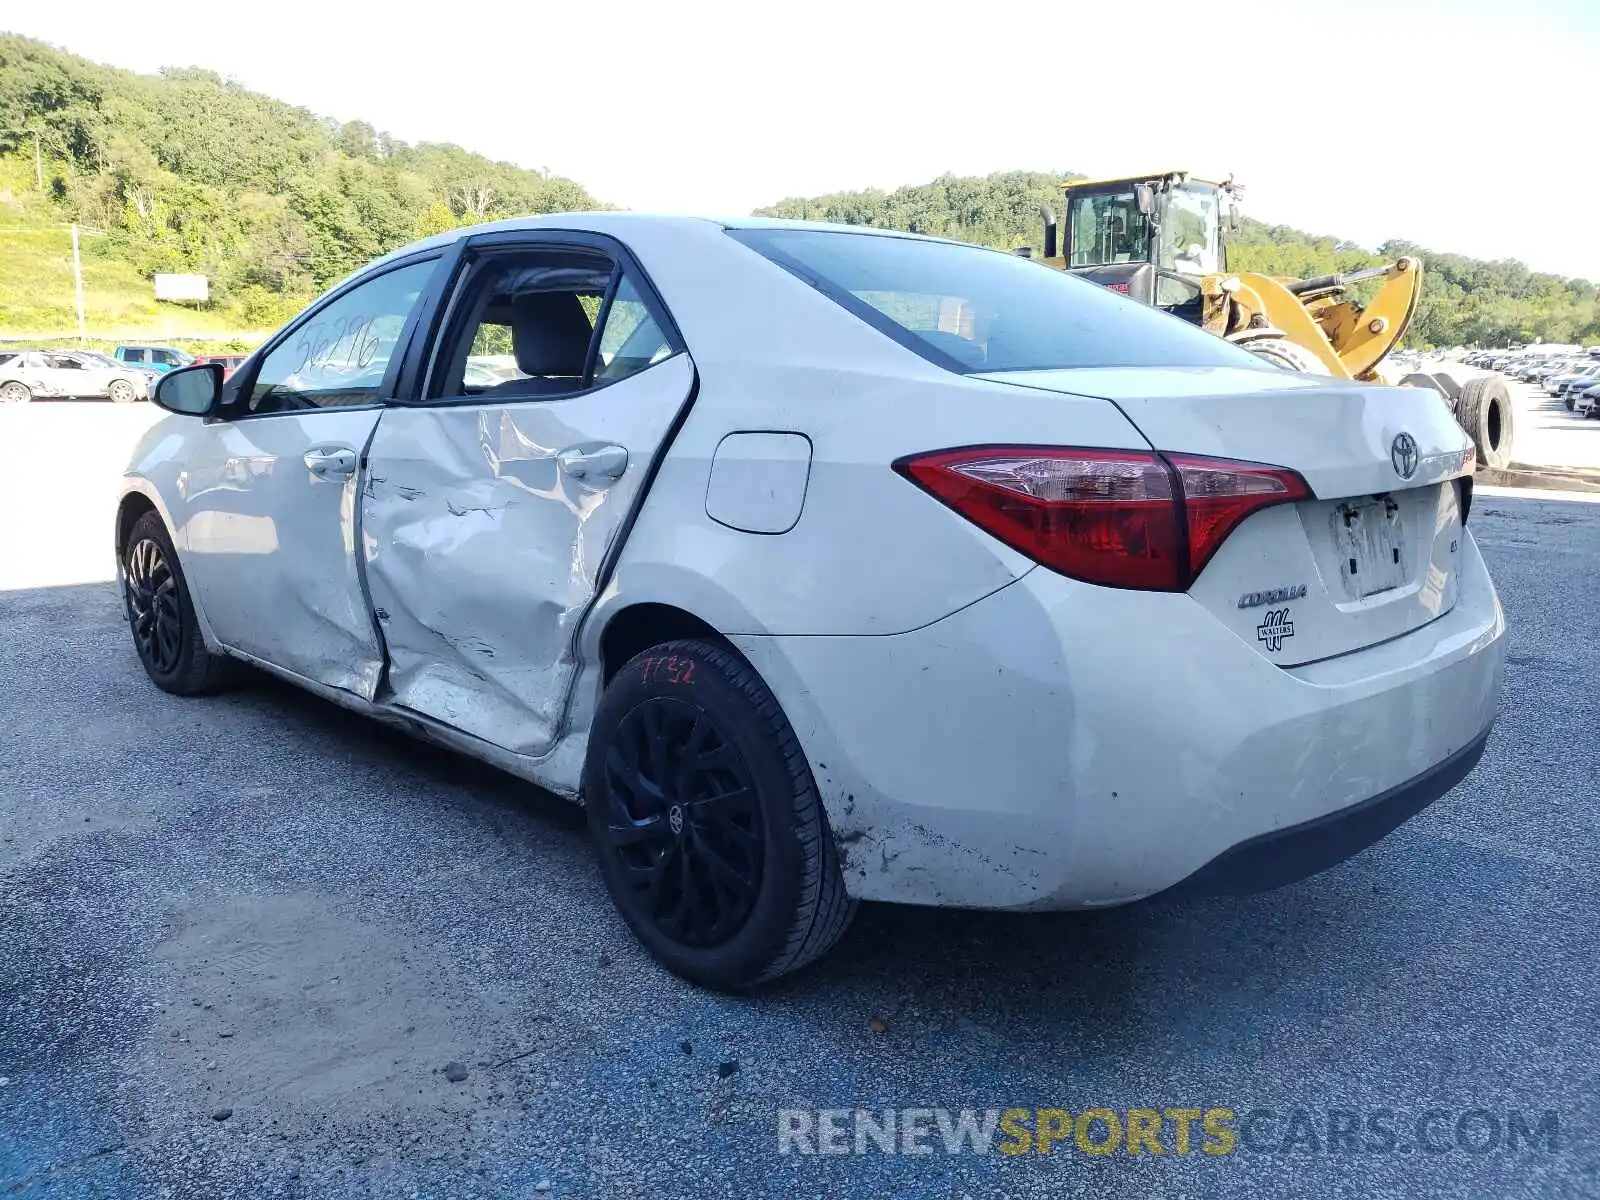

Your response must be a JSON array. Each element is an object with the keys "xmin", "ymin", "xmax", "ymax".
[
  {"xmin": 893, "ymin": 446, "xmax": 1311, "ymax": 592},
  {"xmin": 1165, "ymin": 453, "xmax": 1312, "ymax": 578}
]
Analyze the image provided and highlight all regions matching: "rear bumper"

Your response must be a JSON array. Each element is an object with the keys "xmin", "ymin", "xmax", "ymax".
[
  {"xmin": 734, "ymin": 529, "xmax": 1505, "ymax": 911},
  {"xmin": 1164, "ymin": 727, "xmax": 1491, "ymax": 897}
]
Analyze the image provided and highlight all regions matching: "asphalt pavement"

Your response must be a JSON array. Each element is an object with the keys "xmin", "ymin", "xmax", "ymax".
[
  {"xmin": 1, "ymin": 404, "xmax": 1597, "ymax": 1199},
  {"xmin": 1502, "ymin": 376, "xmax": 1600, "ymax": 473}
]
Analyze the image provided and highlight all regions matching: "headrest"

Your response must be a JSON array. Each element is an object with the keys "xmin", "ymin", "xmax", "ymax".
[{"xmin": 510, "ymin": 292, "xmax": 593, "ymax": 377}]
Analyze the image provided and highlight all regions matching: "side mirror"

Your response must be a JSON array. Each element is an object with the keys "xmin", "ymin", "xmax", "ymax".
[
  {"xmin": 1134, "ymin": 184, "xmax": 1156, "ymax": 216},
  {"xmin": 1229, "ymin": 203, "xmax": 1242, "ymax": 231},
  {"xmin": 152, "ymin": 362, "xmax": 223, "ymax": 417}
]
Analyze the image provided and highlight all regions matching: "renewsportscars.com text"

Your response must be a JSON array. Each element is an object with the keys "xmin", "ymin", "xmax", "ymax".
[{"xmin": 776, "ymin": 1106, "xmax": 1560, "ymax": 1157}]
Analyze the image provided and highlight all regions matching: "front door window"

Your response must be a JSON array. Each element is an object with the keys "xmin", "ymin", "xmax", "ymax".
[{"xmin": 247, "ymin": 260, "xmax": 435, "ymax": 414}]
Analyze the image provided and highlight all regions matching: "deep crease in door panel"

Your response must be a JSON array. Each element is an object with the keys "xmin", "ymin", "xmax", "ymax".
[
  {"xmin": 359, "ymin": 354, "xmax": 696, "ymax": 758},
  {"xmin": 361, "ymin": 408, "xmax": 583, "ymax": 752}
]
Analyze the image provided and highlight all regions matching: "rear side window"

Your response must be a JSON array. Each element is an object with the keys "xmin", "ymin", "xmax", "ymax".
[
  {"xmin": 428, "ymin": 248, "xmax": 675, "ymax": 401},
  {"xmin": 728, "ymin": 228, "xmax": 1264, "ymax": 374},
  {"xmin": 430, "ymin": 249, "xmax": 611, "ymax": 400},
  {"xmin": 594, "ymin": 275, "xmax": 672, "ymax": 384}
]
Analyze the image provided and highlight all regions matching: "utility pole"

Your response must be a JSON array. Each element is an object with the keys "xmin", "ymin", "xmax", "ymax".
[{"xmin": 71, "ymin": 223, "xmax": 86, "ymax": 341}]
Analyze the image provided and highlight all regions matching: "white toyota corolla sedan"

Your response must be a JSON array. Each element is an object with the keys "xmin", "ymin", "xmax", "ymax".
[{"xmin": 116, "ymin": 215, "xmax": 1506, "ymax": 990}]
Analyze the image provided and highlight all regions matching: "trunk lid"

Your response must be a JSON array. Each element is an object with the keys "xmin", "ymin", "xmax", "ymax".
[{"xmin": 980, "ymin": 366, "xmax": 1475, "ymax": 666}]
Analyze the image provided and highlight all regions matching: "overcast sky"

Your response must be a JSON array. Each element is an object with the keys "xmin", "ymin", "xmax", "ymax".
[{"xmin": 9, "ymin": 0, "xmax": 1596, "ymax": 277}]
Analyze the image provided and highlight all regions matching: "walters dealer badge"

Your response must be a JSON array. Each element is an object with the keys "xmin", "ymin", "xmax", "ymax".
[{"xmin": 1256, "ymin": 608, "xmax": 1296, "ymax": 653}]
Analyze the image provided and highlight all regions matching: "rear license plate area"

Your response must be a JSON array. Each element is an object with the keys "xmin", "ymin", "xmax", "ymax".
[{"xmin": 1332, "ymin": 497, "xmax": 1406, "ymax": 599}]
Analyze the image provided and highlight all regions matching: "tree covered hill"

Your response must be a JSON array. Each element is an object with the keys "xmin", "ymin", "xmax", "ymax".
[
  {"xmin": 0, "ymin": 34, "xmax": 598, "ymax": 333},
  {"xmin": 757, "ymin": 173, "xmax": 1600, "ymax": 348}
]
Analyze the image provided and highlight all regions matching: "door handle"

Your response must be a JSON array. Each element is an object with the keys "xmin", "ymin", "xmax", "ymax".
[
  {"xmin": 557, "ymin": 444, "xmax": 629, "ymax": 480},
  {"xmin": 303, "ymin": 447, "xmax": 358, "ymax": 478}
]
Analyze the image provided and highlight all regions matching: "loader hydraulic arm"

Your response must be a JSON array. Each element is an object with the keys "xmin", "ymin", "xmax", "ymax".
[{"xmin": 1223, "ymin": 257, "xmax": 1424, "ymax": 380}]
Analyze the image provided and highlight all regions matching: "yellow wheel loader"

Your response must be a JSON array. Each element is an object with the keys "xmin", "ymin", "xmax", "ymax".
[{"xmin": 1030, "ymin": 170, "xmax": 1513, "ymax": 468}]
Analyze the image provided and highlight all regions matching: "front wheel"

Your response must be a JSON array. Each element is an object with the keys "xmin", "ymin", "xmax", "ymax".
[
  {"xmin": 585, "ymin": 639, "xmax": 856, "ymax": 990},
  {"xmin": 123, "ymin": 510, "xmax": 242, "ymax": 695},
  {"xmin": 1, "ymin": 381, "xmax": 31, "ymax": 404},
  {"xmin": 108, "ymin": 378, "xmax": 136, "ymax": 403}
]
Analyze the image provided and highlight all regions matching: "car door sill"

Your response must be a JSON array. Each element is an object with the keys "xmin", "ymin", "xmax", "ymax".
[{"xmin": 219, "ymin": 647, "xmax": 579, "ymax": 800}]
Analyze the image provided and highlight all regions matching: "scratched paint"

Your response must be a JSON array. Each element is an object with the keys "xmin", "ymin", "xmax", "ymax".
[{"xmin": 359, "ymin": 354, "xmax": 694, "ymax": 756}]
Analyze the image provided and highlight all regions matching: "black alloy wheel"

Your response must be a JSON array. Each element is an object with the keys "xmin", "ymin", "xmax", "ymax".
[
  {"xmin": 585, "ymin": 639, "xmax": 856, "ymax": 990},
  {"xmin": 599, "ymin": 696, "xmax": 764, "ymax": 948},
  {"xmin": 126, "ymin": 534, "xmax": 183, "ymax": 675},
  {"xmin": 121, "ymin": 509, "xmax": 240, "ymax": 695}
]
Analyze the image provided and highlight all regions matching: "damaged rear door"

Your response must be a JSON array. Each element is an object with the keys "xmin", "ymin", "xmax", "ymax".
[{"xmin": 361, "ymin": 232, "xmax": 692, "ymax": 754}]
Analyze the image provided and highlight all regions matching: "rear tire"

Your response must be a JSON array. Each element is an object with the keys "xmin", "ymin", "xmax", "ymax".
[
  {"xmin": 123, "ymin": 510, "xmax": 243, "ymax": 695},
  {"xmin": 584, "ymin": 639, "xmax": 856, "ymax": 991},
  {"xmin": 1, "ymin": 381, "xmax": 31, "ymax": 404},
  {"xmin": 1456, "ymin": 376, "xmax": 1514, "ymax": 470}
]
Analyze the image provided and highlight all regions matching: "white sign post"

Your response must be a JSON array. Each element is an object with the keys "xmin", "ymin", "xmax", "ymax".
[{"xmin": 71, "ymin": 224, "xmax": 86, "ymax": 341}]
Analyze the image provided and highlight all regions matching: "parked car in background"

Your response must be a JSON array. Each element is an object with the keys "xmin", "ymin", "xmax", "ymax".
[
  {"xmin": 193, "ymin": 354, "xmax": 250, "ymax": 380},
  {"xmin": 115, "ymin": 214, "xmax": 1506, "ymax": 990},
  {"xmin": 115, "ymin": 345, "xmax": 194, "ymax": 373},
  {"xmin": 0, "ymin": 350, "xmax": 151, "ymax": 403},
  {"xmin": 1547, "ymin": 363, "xmax": 1600, "ymax": 405},
  {"xmin": 73, "ymin": 349, "xmax": 164, "ymax": 389},
  {"xmin": 1533, "ymin": 359, "xmax": 1575, "ymax": 387},
  {"xmin": 1575, "ymin": 382, "xmax": 1600, "ymax": 417},
  {"xmin": 463, "ymin": 356, "xmax": 522, "ymax": 390}
]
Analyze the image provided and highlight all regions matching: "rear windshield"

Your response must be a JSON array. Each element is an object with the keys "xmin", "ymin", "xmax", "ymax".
[{"xmin": 727, "ymin": 227, "xmax": 1265, "ymax": 374}]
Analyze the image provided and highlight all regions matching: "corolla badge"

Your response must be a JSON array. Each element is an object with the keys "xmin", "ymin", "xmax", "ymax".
[
  {"xmin": 1238, "ymin": 584, "xmax": 1307, "ymax": 609},
  {"xmin": 1391, "ymin": 432, "xmax": 1419, "ymax": 480}
]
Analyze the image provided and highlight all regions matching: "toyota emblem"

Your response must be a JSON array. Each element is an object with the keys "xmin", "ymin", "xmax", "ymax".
[{"xmin": 1391, "ymin": 432, "xmax": 1419, "ymax": 480}]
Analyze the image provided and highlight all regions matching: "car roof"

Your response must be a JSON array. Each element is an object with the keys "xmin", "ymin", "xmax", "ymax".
[
  {"xmin": 411, "ymin": 211, "xmax": 951, "ymax": 240},
  {"xmin": 359, "ymin": 212, "xmax": 971, "ymax": 275}
]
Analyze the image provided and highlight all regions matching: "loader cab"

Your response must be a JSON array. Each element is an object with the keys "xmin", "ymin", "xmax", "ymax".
[{"xmin": 1060, "ymin": 172, "xmax": 1233, "ymax": 318}]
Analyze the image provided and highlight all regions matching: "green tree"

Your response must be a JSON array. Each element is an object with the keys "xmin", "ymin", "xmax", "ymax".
[{"xmin": 0, "ymin": 33, "xmax": 602, "ymax": 328}]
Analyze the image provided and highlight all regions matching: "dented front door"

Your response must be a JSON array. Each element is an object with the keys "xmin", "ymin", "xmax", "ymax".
[
  {"xmin": 360, "ymin": 352, "xmax": 695, "ymax": 754},
  {"xmin": 175, "ymin": 255, "xmax": 440, "ymax": 698},
  {"xmin": 175, "ymin": 409, "xmax": 386, "ymax": 697}
]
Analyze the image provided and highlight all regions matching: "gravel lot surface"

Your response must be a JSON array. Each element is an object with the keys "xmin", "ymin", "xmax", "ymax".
[{"xmin": 1, "ymin": 403, "xmax": 1597, "ymax": 1199}]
